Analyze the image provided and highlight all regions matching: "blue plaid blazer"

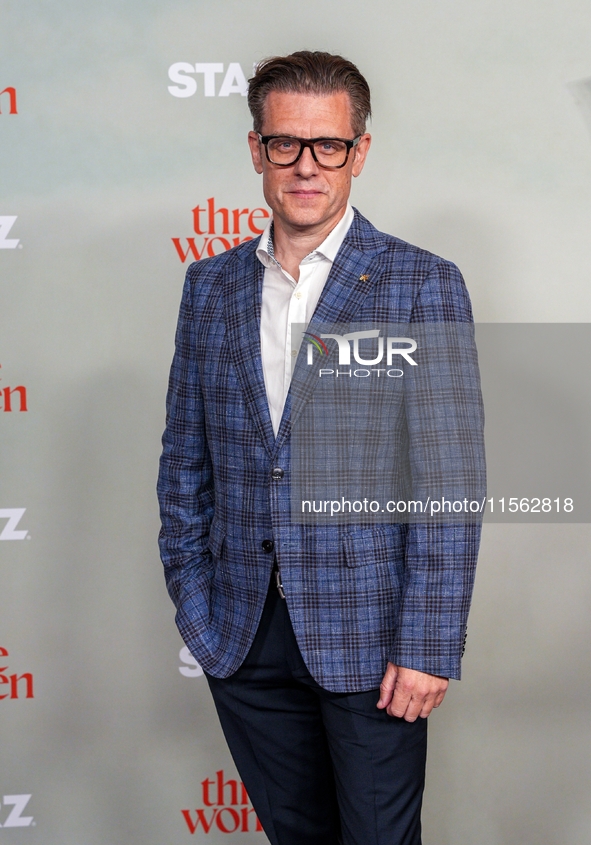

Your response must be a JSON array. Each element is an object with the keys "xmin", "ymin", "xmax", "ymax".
[{"xmin": 157, "ymin": 209, "xmax": 484, "ymax": 692}]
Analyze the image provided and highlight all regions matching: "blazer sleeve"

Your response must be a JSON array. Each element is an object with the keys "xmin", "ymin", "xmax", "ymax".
[
  {"xmin": 389, "ymin": 258, "xmax": 486, "ymax": 680},
  {"xmin": 157, "ymin": 266, "xmax": 216, "ymax": 609}
]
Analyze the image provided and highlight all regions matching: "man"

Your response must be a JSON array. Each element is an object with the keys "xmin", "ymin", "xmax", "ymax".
[{"xmin": 158, "ymin": 51, "xmax": 484, "ymax": 845}]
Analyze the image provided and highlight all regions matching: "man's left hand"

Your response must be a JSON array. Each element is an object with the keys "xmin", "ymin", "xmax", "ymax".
[{"xmin": 376, "ymin": 663, "xmax": 449, "ymax": 722}]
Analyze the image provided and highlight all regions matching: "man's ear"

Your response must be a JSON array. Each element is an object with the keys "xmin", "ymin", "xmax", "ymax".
[
  {"xmin": 352, "ymin": 133, "xmax": 372, "ymax": 178},
  {"xmin": 248, "ymin": 131, "xmax": 264, "ymax": 174}
]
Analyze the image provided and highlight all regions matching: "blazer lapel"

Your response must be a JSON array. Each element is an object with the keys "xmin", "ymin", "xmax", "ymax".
[{"xmin": 223, "ymin": 244, "xmax": 276, "ymax": 457}]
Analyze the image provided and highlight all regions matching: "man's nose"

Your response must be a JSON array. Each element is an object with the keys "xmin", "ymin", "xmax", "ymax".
[{"xmin": 293, "ymin": 144, "xmax": 319, "ymax": 176}]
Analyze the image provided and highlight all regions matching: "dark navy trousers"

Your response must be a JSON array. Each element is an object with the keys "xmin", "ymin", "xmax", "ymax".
[{"xmin": 206, "ymin": 577, "xmax": 428, "ymax": 845}]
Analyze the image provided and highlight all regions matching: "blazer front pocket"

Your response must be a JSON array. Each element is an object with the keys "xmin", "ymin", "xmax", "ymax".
[{"xmin": 342, "ymin": 526, "xmax": 405, "ymax": 568}]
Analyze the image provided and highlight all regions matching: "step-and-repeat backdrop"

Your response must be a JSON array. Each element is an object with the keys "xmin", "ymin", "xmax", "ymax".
[{"xmin": 2, "ymin": 2, "xmax": 591, "ymax": 843}]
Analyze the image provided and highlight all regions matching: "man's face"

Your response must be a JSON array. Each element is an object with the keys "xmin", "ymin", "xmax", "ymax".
[{"xmin": 247, "ymin": 90, "xmax": 371, "ymax": 237}]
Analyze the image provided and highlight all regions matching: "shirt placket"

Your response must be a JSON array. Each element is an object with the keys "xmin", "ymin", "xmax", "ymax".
[{"xmin": 283, "ymin": 267, "xmax": 310, "ymax": 399}]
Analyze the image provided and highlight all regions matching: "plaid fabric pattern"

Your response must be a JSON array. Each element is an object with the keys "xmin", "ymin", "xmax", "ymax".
[{"xmin": 157, "ymin": 209, "xmax": 485, "ymax": 691}]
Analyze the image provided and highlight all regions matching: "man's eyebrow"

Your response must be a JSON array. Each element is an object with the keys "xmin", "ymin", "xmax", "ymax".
[{"xmin": 263, "ymin": 134, "xmax": 345, "ymax": 140}]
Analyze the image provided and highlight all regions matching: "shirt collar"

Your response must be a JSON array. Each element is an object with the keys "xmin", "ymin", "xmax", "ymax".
[{"xmin": 256, "ymin": 203, "xmax": 354, "ymax": 269}]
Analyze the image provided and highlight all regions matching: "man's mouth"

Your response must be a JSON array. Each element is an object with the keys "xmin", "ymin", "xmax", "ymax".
[{"xmin": 287, "ymin": 189, "xmax": 324, "ymax": 198}]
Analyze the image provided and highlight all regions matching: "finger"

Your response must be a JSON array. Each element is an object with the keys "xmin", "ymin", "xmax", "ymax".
[
  {"xmin": 403, "ymin": 693, "xmax": 431, "ymax": 722},
  {"xmin": 377, "ymin": 663, "xmax": 398, "ymax": 709},
  {"xmin": 419, "ymin": 697, "xmax": 437, "ymax": 719},
  {"xmin": 387, "ymin": 684, "xmax": 413, "ymax": 719},
  {"xmin": 433, "ymin": 689, "xmax": 447, "ymax": 708},
  {"xmin": 390, "ymin": 693, "xmax": 428, "ymax": 722}
]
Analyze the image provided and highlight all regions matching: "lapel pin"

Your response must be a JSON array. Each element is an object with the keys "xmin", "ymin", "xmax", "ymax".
[{"xmin": 359, "ymin": 274, "xmax": 370, "ymax": 282}]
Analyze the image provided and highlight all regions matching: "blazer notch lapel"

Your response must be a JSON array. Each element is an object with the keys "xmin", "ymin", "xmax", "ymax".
[{"xmin": 222, "ymin": 251, "xmax": 276, "ymax": 455}]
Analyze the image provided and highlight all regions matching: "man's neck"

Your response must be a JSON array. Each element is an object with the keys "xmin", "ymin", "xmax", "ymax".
[{"xmin": 272, "ymin": 212, "xmax": 346, "ymax": 281}]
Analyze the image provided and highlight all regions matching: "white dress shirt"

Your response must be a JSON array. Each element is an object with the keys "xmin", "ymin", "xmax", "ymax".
[{"xmin": 257, "ymin": 204, "xmax": 354, "ymax": 436}]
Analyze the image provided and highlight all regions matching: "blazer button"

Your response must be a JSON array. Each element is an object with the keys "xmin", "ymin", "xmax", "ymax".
[
  {"xmin": 261, "ymin": 539, "xmax": 274, "ymax": 553},
  {"xmin": 271, "ymin": 467, "xmax": 284, "ymax": 480}
]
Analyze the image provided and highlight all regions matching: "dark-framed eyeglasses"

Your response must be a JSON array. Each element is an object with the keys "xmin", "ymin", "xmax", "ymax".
[{"xmin": 258, "ymin": 134, "xmax": 361, "ymax": 169}]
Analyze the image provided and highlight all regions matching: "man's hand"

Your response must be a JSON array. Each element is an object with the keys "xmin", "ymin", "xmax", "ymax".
[{"xmin": 377, "ymin": 663, "xmax": 449, "ymax": 721}]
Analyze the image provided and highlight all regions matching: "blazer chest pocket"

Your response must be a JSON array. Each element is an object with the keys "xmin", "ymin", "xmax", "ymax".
[{"xmin": 343, "ymin": 527, "xmax": 404, "ymax": 568}]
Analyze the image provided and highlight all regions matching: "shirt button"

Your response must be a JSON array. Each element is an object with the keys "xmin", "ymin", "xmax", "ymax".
[
  {"xmin": 271, "ymin": 467, "xmax": 284, "ymax": 480},
  {"xmin": 291, "ymin": 349, "xmax": 297, "ymax": 357},
  {"xmin": 294, "ymin": 291, "xmax": 302, "ymax": 299},
  {"xmin": 261, "ymin": 539, "xmax": 275, "ymax": 553}
]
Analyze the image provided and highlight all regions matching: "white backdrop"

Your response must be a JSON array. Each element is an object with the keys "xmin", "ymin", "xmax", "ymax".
[{"xmin": 2, "ymin": 1, "xmax": 591, "ymax": 842}]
